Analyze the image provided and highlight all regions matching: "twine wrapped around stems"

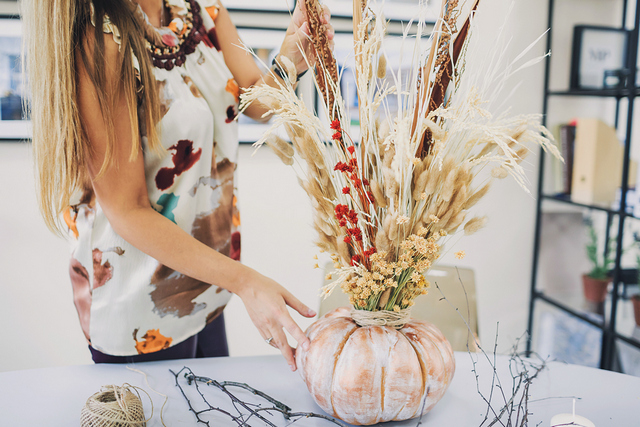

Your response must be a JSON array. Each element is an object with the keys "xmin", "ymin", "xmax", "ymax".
[
  {"xmin": 80, "ymin": 384, "xmax": 151, "ymax": 427},
  {"xmin": 350, "ymin": 307, "xmax": 412, "ymax": 329}
]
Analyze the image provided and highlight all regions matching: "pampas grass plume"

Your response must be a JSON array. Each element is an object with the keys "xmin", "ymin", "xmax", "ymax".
[
  {"xmin": 491, "ymin": 166, "xmax": 508, "ymax": 179},
  {"xmin": 464, "ymin": 216, "xmax": 487, "ymax": 235},
  {"xmin": 371, "ymin": 180, "xmax": 388, "ymax": 207},
  {"xmin": 377, "ymin": 54, "xmax": 387, "ymax": 79},
  {"xmin": 265, "ymin": 134, "xmax": 294, "ymax": 165},
  {"xmin": 463, "ymin": 182, "xmax": 491, "ymax": 209}
]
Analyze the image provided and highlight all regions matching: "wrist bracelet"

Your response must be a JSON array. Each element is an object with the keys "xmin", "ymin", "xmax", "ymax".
[{"xmin": 271, "ymin": 56, "xmax": 308, "ymax": 83}]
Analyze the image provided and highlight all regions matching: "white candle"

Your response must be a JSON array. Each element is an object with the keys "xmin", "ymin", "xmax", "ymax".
[{"xmin": 550, "ymin": 399, "xmax": 595, "ymax": 427}]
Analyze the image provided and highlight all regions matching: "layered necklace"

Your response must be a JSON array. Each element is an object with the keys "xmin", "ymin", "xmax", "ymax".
[{"xmin": 137, "ymin": 0, "xmax": 208, "ymax": 70}]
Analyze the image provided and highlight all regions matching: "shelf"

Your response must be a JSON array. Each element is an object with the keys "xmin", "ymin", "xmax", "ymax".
[
  {"xmin": 534, "ymin": 291, "xmax": 605, "ymax": 329},
  {"xmin": 530, "ymin": 0, "xmax": 640, "ymax": 371},
  {"xmin": 540, "ymin": 194, "xmax": 640, "ymax": 219},
  {"xmin": 616, "ymin": 331, "xmax": 640, "ymax": 350},
  {"xmin": 541, "ymin": 194, "xmax": 617, "ymax": 214},
  {"xmin": 547, "ymin": 88, "xmax": 640, "ymax": 98}
]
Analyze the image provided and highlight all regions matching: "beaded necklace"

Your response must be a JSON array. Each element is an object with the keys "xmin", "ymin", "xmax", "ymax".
[{"xmin": 140, "ymin": 0, "xmax": 208, "ymax": 70}]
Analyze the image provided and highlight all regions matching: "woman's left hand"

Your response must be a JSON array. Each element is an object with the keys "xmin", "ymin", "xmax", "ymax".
[{"xmin": 279, "ymin": 1, "xmax": 335, "ymax": 75}]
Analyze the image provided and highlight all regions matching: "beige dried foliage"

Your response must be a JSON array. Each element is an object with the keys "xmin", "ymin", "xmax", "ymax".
[
  {"xmin": 463, "ymin": 182, "xmax": 490, "ymax": 210},
  {"xmin": 412, "ymin": 169, "xmax": 430, "ymax": 200},
  {"xmin": 434, "ymin": 210, "xmax": 453, "ymax": 232},
  {"xmin": 377, "ymin": 54, "xmax": 387, "ymax": 79},
  {"xmin": 377, "ymin": 287, "xmax": 392, "ymax": 308},
  {"xmin": 464, "ymin": 216, "xmax": 487, "ymax": 235},
  {"xmin": 265, "ymin": 134, "xmax": 294, "ymax": 166},
  {"xmin": 370, "ymin": 180, "xmax": 388, "ymax": 207},
  {"xmin": 258, "ymin": 95, "xmax": 282, "ymax": 110},
  {"xmin": 375, "ymin": 228, "xmax": 391, "ymax": 253},
  {"xmin": 315, "ymin": 215, "xmax": 335, "ymax": 237},
  {"xmin": 412, "ymin": 159, "xmax": 426, "ymax": 185},
  {"xmin": 515, "ymin": 146, "xmax": 529, "ymax": 161},
  {"xmin": 337, "ymin": 237, "xmax": 352, "ymax": 265},
  {"xmin": 279, "ymin": 55, "xmax": 298, "ymax": 84},
  {"xmin": 450, "ymin": 184, "xmax": 468, "ymax": 212},
  {"xmin": 491, "ymin": 166, "xmax": 508, "ymax": 179},
  {"xmin": 383, "ymin": 145, "xmax": 395, "ymax": 167},
  {"xmin": 383, "ymin": 167, "xmax": 399, "ymax": 200},
  {"xmin": 377, "ymin": 119, "xmax": 390, "ymax": 146},
  {"xmin": 446, "ymin": 211, "xmax": 466, "ymax": 232},
  {"xmin": 440, "ymin": 168, "xmax": 458, "ymax": 202},
  {"xmin": 424, "ymin": 168, "xmax": 440, "ymax": 196}
]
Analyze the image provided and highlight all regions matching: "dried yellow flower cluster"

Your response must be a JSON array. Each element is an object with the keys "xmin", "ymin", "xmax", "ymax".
[{"xmin": 341, "ymin": 228, "xmax": 443, "ymax": 311}]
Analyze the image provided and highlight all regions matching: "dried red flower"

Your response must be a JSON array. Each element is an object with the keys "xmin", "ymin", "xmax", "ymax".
[
  {"xmin": 347, "ymin": 146, "xmax": 355, "ymax": 154},
  {"xmin": 334, "ymin": 162, "xmax": 353, "ymax": 173},
  {"xmin": 330, "ymin": 119, "xmax": 341, "ymax": 131},
  {"xmin": 364, "ymin": 247, "xmax": 377, "ymax": 257},
  {"xmin": 342, "ymin": 186, "xmax": 351, "ymax": 194},
  {"xmin": 343, "ymin": 235, "xmax": 352, "ymax": 244},
  {"xmin": 332, "ymin": 131, "xmax": 342, "ymax": 140},
  {"xmin": 363, "ymin": 179, "xmax": 370, "ymax": 186},
  {"xmin": 350, "ymin": 254, "xmax": 362, "ymax": 266},
  {"xmin": 334, "ymin": 204, "xmax": 349, "ymax": 220}
]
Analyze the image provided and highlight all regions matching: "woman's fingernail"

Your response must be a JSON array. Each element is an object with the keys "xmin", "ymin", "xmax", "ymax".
[
  {"xmin": 290, "ymin": 364, "xmax": 296, "ymax": 371},
  {"xmin": 309, "ymin": 309, "xmax": 317, "ymax": 316},
  {"xmin": 303, "ymin": 341, "xmax": 310, "ymax": 351}
]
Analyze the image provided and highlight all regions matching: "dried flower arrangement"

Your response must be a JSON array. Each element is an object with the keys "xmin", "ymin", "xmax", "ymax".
[{"xmin": 240, "ymin": 0, "xmax": 561, "ymax": 318}]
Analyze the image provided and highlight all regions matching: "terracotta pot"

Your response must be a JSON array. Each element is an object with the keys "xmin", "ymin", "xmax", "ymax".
[
  {"xmin": 632, "ymin": 295, "xmax": 640, "ymax": 327},
  {"xmin": 296, "ymin": 307, "xmax": 455, "ymax": 425},
  {"xmin": 582, "ymin": 274, "xmax": 610, "ymax": 303}
]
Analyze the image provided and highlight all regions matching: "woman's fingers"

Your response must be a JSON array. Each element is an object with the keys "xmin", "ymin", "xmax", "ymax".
[
  {"xmin": 280, "ymin": 312, "xmax": 310, "ymax": 351},
  {"xmin": 284, "ymin": 291, "xmax": 316, "ymax": 318},
  {"xmin": 271, "ymin": 325, "xmax": 297, "ymax": 370}
]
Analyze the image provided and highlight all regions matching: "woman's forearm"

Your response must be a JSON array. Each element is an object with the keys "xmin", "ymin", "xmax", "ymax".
[{"xmin": 108, "ymin": 205, "xmax": 255, "ymax": 297}]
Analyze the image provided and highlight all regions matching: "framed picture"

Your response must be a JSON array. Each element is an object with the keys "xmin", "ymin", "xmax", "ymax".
[
  {"xmin": 236, "ymin": 28, "xmax": 293, "ymax": 144},
  {"xmin": 570, "ymin": 25, "xmax": 629, "ymax": 91},
  {"xmin": 323, "ymin": 0, "xmax": 439, "ymax": 22},
  {"xmin": 226, "ymin": 0, "xmax": 294, "ymax": 12},
  {"xmin": 0, "ymin": 17, "xmax": 29, "ymax": 140}
]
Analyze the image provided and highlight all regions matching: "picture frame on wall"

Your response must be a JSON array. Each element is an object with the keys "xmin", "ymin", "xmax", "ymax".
[
  {"xmin": 0, "ymin": 17, "xmax": 29, "ymax": 140},
  {"xmin": 322, "ymin": 0, "xmax": 439, "ymax": 22},
  {"xmin": 570, "ymin": 25, "xmax": 629, "ymax": 91},
  {"xmin": 225, "ymin": 0, "xmax": 294, "ymax": 12}
]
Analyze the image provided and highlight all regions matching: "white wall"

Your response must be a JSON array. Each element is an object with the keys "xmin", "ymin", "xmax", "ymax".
[{"xmin": 0, "ymin": 0, "xmax": 588, "ymax": 371}]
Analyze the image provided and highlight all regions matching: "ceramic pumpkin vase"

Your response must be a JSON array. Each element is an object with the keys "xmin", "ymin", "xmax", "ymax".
[{"xmin": 296, "ymin": 306, "xmax": 455, "ymax": 425}]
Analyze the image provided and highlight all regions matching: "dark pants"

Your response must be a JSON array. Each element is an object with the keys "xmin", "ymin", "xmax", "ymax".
[{"xmin": 89, "ymin": 313, "xmax": 229, "ymax": 363}]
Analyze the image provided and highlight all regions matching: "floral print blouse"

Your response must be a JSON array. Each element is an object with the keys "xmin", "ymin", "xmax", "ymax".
[{"xmin": 64, "ymin": 0, "xmax": 241, "ymax": 356}]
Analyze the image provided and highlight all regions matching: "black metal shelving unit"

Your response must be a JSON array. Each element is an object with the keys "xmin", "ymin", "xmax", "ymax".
[{"xmin": 527, "ymin": 0, "xmax": 640, "ymax": 371}]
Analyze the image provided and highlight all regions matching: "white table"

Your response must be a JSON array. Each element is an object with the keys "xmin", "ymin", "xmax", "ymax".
[{"xmin": 0, "ymin": 352, "xmax": 638, "ymax": 426}]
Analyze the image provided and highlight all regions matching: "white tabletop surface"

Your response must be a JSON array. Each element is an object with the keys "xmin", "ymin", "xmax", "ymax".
[{"xmin": 0, "ymin": 352, "xmax": 639, "ymax": 426}]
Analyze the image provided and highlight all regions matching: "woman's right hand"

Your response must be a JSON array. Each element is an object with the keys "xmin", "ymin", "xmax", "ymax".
[{"xmin": 237, "ymin": 270, "xmax": 316, "ymax": 371}]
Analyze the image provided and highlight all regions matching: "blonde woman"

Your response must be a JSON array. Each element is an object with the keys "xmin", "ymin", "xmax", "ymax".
[{"xmin": 23, "ymin": 0, "xmax": 333, "ymax": 369}]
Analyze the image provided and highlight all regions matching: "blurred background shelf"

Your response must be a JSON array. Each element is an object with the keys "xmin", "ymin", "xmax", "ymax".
[{"xmin": 528, "ymin": 0, "xmax": 640, "ymax": 373}]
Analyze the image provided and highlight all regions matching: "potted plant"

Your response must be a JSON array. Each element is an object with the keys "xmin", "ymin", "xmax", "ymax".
[{"xmin": 583, "ymin": 224, "xmax": 614, "ymax": 303}]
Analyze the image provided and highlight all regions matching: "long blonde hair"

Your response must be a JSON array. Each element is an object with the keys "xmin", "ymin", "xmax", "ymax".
[{"xmin": 22, "ymin": 0, "xmax": 161, "ymax": 235}]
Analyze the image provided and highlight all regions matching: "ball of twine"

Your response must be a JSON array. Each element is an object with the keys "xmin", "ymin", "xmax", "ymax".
[
  {"xmin": 350, "ymin": 307, "xmax": 412, "ymax": 329},
  {"xmin": 81, "ymin": 384, "xmax": 150, "ymax": 427}
]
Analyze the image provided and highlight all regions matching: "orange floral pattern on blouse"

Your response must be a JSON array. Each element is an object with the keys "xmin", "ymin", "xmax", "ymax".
[
  {"xmin": 225, "ymin": 78, "xmax": 240, "ymax": 103},
  {"xmin": 134, "ymin": 329, "xmax": 173, "ymax": 354}
]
